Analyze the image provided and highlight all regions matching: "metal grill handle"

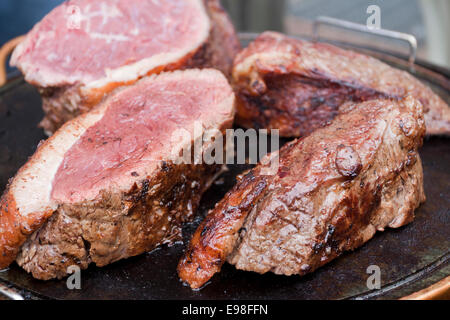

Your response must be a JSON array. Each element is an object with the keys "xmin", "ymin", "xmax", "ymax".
[
  {"xmin": 0, "ymin": 281, "xmax": 24, "ymax": 300},
  {"xmin": 312, "ymin": 16, "xmax": 418, "ymax": 65}
]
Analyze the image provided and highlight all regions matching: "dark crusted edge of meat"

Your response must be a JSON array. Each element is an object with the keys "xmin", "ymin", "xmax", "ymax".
[
  {"xmin": 16, "ymin": 161, "xmax": 222, "ymax": 280},
  {"xmin": 233, "ymin": 74, "xmax": 387, "ymax": 138}
]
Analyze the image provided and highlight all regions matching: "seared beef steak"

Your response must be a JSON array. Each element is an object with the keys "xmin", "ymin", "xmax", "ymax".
[
  {"xmin": 178, "ymin": 96, "xmax": 425, "ymax": 289},
  {"xmin": 0, "ymin": 69, "xmax": 235, "ymax": 280},
  {"xmin": 232, "ymin": 32, "xmax": 450, "ymax": 137},
  {"xmin": 11, "ymin": 0, "xmax": 240, "ymax": 134}
]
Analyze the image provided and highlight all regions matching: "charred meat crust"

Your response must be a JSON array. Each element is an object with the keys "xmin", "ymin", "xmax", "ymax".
[
  {"xmin": 234, "ymin": 74, "xmax": 387, "ymax": 137},
  {"xmin": 185, "ymin": 0, "xmax": 241, "ymax": 76},
  {"xmin": 177, "ymin": 139, "xmax": 299, "ymax": 288},
  {"xmin": 178, "ymin": 97, "xmax": 426, "ymax": 289},
  {"xmin": 16, "ymin": 161, "xmax": 221, "ymax": 280},
  {"xmin": 177, "ymin": 170, "xmax": 269, "ymax": 289},
  {"xmin": 232, "ymin": 32, "xmax": 450, "ymax": 137}
]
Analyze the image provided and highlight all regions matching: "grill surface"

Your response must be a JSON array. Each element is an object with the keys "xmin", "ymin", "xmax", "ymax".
[{"xmin": 0, "ymin": 35, "xmax": 448, "ymax": 300}]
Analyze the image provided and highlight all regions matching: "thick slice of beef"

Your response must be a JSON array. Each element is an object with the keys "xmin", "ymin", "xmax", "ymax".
[
  {"xmin": 178, "ymin": 96, "xmax": 426, "ymax": 289},
  {"xmin": 11, "ymin": 0, "xmax": 240, "ymax": 135},
  {"xmin": 232, "ymin": 31, "xmax": 450, "ymax": 137},
  {"xmin": 0, "ymin": 69, "xmax": 235, "ymax": 280}
]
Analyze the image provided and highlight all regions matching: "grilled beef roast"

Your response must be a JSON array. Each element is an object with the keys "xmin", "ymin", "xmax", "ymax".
[
  {"xmin": 11, "ymin": 0, "xmax": 240, "ymax": 135},
  {"xmin": 232, "ymin": 31, "xmax": 450, "ymax": 137},
  {"xmin": 178, "ymin": 96, "xmax": 426, "ymax": 289},
  {"xmin": 0, "ymin": 69, "xmax": 235, "ymax": 280}
]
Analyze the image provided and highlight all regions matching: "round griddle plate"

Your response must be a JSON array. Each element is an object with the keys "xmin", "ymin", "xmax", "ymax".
[{"xmin": 0, "ymin": 37, "xmax": 448, "ymax": 300}]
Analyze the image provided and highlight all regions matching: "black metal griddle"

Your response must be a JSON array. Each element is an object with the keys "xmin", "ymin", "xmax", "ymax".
[{"xmin": 0, "ymin": 30, "xmax": 448, "ymax": 300}]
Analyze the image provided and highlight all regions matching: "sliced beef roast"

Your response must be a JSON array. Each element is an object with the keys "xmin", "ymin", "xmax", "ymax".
[
  {"xmin": 178, "ymin": 96, "xmax": 425, "ymax": 289},
  {"xmin": 232, "ymin": 31, "xmax": 450, "ymax": 137},
  {"xmin": 11, "ymin": 0, "xmax": 240, "ymax": 134},
  {"xmin": 0, "ymin": 69, "xmax": 235, "ymax": 280}
]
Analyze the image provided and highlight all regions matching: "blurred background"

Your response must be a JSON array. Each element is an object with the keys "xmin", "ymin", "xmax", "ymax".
[{"xmin": 1, "ymin": 0, "xmax": 449, "ymax": 68}]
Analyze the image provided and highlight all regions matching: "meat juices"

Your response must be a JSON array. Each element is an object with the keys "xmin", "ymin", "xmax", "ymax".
[
  {"xmin": 178, "ymin": 96, "xmax": 426, "ymax": 289},
  {"xmin": 11, "ymin": 0, "xmax": 240, "ymax": 134},
  {"xmin": 232, "ymin": 31, "xmax": 450, "ymax": 137},
  {"xmin": 0, "ymin": 69, "xmax": 235, "ymax": 280}
]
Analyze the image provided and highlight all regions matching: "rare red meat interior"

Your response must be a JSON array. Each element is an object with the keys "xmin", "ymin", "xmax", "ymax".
[
  {"xmin": 0, "ymin": 69, "xmax": 235, "ymax": 280},
  {"xmin": 11, "ymin": 0, "xmax": 240, "ymax": 134}
]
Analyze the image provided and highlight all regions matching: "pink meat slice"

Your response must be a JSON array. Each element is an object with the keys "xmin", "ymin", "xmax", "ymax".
[
  {"xmin": 11, "ymin": 0, "xmax": 210, "ymax": 87},
  {"xmin": 51, "ymin": 70, "xmax": 233, "ymax": 203},
  {"xmin": 0, "ymin": 69, "xmax": 235, "ymax": 272}
]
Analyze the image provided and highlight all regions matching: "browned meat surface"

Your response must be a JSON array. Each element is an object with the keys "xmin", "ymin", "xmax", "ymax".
[
  {"xmin": 232, "ymin": 31, "xmax": 450, "ymax": 137},
  {"xmin": 0, "ymin": 69, "xmax": 235, "ymax": 279},
  {"xmin": 17, "ymin": 162, "xmax": 219, "ymax": 280},
  {"xmin": 178, "ymin": 96, "xmax": 426, "ymax": 289},
  {"xmin": 11, "ymin": 0, "xmax": 240, "ymax": 135}
]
